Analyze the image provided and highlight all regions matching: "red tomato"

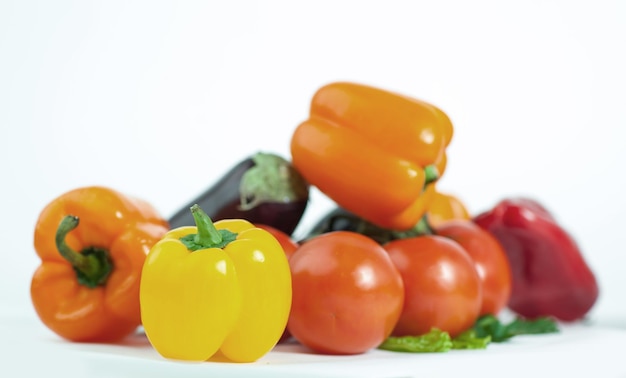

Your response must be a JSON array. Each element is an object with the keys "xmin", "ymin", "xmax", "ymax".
[
  {"xmin": 435, "ymin": 220, "xmax": 513, "ymax": 316},
  {"xmin": 384, "ymin": 235, "xmax": 482, "ymax": 337},
  {"xmin": 288, "ymin": 231, "xmax": 404, "ymax": 355},
  {"xmin": 255, "ymin": 223, "xmax": 299, "ymax": 259}
]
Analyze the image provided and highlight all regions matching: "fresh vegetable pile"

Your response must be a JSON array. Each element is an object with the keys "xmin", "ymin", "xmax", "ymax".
[{"xmin": 31, "ymin": 81, "xmax": 599, "ymax": 362}]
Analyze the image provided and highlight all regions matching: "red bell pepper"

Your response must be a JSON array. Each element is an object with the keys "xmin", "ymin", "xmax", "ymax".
[{"xmin": 473, "ymin": 197, "xmax": 599, "ymax": 322}]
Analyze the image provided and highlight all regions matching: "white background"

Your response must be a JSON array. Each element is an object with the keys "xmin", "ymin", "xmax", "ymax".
[{"xmin": 1, "ymin": 0, "xmax": 625, "ymax": 376}]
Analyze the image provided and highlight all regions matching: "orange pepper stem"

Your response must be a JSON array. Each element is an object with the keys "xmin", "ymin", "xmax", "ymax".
[
  {"xmin": 180, "ymin": 204, "xmax": 238, "ymax": 251},
  {"xmin": 55, "ymin": 215, "xmax": 113, "ymax": 288},
  {"xmin": 424, "ymin": 165, "xmax": 439, "ymax": 186}
]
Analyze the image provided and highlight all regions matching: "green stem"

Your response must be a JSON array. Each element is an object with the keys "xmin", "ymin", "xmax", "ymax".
[
  {"xmin": 239, "ymin": 152, "xmax": 309, "ymax": 210},
  {"xmin": 180, "ymin": 204, "xmax": 238, "ymax": 251},
  {"xmin": 55, "ymin": 215, "xmax": 113, "ymax": 288},
  {"xmin": 413, "ymin": 215, "xmax": 436, "ymax": 235},
  {"xmin": 390, "ymin": 215, "xmax": 435, "ymax": 239},
  {"xmin": 423, "ymin": 165, "xmax": 439, "ymax": 186},
  {"xmin": 190, "ymin": 204, "xmax": 223, "ymax": 246}
]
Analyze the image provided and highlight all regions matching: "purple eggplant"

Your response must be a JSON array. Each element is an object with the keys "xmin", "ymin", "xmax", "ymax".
[
  {"xmin": 304, "ymin": 206, "xmax": 433, "ymax": 244},
  {"xmin": 168, "ymin": 152, "xmax": 309, "ymax": 236}
]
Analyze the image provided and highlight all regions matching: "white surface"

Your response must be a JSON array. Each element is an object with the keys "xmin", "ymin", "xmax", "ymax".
[
  {"xmin": 2, "ymin": 0, "xmax": 626, "ymax": 377},
  {"xmin": 3, "ymin": 309, "xmax": 626, "ymax": 378}
]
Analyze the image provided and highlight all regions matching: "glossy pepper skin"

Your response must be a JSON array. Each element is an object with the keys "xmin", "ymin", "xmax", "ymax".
[
  {"xmin": 140, "ymin": 205, "xmax": 292, "ymax": 362},
  {"xmin": 426, "ymin": 186, "xmax": 471, "ymax": 228},
  {"xmin": 290, "ymin": 82, "xmax": 453, "ymax": 231},
  {"xmin": 473, "ymin": 198, "xmax": 599, "ymax": 321},
  {"xmin": 31, "ymin": 186, "xmax": 169, "ymax": 342}
]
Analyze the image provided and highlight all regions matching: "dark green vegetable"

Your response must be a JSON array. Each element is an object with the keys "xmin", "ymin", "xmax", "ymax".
[
  {"xmin": 168, "ymin": 152, "xmax": 309, "ymax": 236},
  {"xmin": 471, "ymin": 314, "xmax": 559, "ymax": 342}
]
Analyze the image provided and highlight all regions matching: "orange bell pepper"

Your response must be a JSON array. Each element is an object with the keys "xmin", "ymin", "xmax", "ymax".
[
  {"xmin": 290, "ymin": 82, "xmax": 453, "ymax": 230},
  {"xmin": 31, "ymin": 186, "xmax": 169, "ymax": 342}
]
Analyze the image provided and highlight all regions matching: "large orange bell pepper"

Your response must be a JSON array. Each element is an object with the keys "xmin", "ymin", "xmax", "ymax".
[
  {"xmin": 31, "ymin": 186, "xmax": 169, "ymax": 342},
  {"xmin": 290, "ymin": 82, "xmax": 453, "ymax": 230}
]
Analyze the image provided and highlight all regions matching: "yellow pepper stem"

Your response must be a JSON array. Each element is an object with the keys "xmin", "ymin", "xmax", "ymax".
[
  {"xmin": 191, "ymin": 204, "xmax": 223, "ymax": 245},
  {"xmin": 180, "ymin": 204, "xmax": 238, "ymax": 251}
]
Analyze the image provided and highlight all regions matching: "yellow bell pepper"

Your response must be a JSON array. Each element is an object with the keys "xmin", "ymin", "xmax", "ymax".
[
  {"xmin": 426, "ymin": 187, "xmax": 471, "ymax": 228},
  {"xmin": 139, "ymin": 204, "xmax": 292, "ymax": 362}
]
